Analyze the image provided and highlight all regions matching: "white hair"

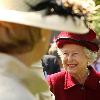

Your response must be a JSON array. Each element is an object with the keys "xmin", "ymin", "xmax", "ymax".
[{"xmin": 84, "ymin": 48, "xmax": 97, "ymax": 64}]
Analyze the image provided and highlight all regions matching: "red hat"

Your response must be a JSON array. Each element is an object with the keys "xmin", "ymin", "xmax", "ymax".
[{"xmin": 56, "ymin": 29, "xmax": 99, "ymax": 52}]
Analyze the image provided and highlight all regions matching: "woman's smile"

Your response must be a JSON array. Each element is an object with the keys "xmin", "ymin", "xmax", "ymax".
[{"xmin": 67, "ymin": 64, "xmax": 77, "ymax": 68}]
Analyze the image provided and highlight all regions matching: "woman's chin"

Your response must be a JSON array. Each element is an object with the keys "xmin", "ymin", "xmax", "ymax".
[{"xmin": 67, "ymin": 67, "xmax": 78, "ymax": 74}]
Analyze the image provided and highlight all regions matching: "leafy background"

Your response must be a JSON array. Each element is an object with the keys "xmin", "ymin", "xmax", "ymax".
[{"xmin": 90, "ymin": 0, "xmax": 100, "ymax": 36}]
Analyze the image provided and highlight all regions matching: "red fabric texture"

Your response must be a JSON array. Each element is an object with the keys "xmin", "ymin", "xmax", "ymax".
[{"xmin": 47, "ymin": 67, "xmax": 100, "ymax": 100}]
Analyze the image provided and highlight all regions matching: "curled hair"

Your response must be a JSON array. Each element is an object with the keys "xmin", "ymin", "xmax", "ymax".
[
  {"xmin": 83, "ymin": 48, "xmax": 97, "ymax": 65},
  {"xmin": 0, "ymin": 21, "xmax": 42, "ymax": 54}
]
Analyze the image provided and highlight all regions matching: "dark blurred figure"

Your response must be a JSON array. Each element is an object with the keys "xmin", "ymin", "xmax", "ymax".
[
  {"xmin": 48, "ymin": 42, "xmax": 63, "ymax": 69},
  {"xmin": 41, "ymin": 55, "xmax": 61, "ymax": 77}
]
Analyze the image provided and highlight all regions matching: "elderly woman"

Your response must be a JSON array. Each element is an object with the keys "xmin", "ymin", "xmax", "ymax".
[
  {"xmin": 0, "ymin": 0, "xmax": 98, "ymax": 100},
  {"xmin": 47, "ymin": 30, "xmax": 100, "ymax": 100}
]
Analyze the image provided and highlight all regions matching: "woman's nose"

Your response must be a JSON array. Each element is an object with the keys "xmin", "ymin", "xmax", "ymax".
[{"xmin": 67, "ymin": 55, "xmax": 73, "ymax": 62}]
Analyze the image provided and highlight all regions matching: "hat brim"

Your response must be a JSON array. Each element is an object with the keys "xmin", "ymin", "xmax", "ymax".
[
  {"xmin": 56, "ymin": 38, "xmax": 99, "ymax": 52},
  {"xmin": 0, "ymin": 9, "xmax": 89, "ymax": 34}
]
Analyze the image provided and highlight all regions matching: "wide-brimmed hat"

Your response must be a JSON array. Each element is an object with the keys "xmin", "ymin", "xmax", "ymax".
[
  {"xmin": 0, "ymin": 0, "xmax": 93, "ymax": 33},
  {"xmin": 56, "ymin": 29, "xmax": 99, "ymax": 52}
]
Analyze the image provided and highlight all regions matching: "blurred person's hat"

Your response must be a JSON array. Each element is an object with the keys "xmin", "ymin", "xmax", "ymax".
[
  {"xmin": 0, "ymin": 0, "xmax": 95, "ymax": 33},
  {"xmin": 56, "ymin": 29, "xmax": 99, "ymax": 52}
]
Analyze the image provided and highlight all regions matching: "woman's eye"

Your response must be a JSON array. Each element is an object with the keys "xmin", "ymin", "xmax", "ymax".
[
  {"xmin": 74, "ymin": 53, "xmax": 78, "ymax": 54},
  {"xmin": 63, "ymin": 53, "xmax": 68, "ymax": 56},
  {"xmin": 73, "ymin": 53, "xmax": 78, "ymax": 56}
]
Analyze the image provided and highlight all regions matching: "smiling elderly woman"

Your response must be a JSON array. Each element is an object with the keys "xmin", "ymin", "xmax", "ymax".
[{"xmin": 47, "ymin": 30, "xmax": 100, "ymax": 100}]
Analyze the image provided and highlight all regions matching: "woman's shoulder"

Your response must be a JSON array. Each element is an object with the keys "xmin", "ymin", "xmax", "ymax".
[
  {"xmin": 47, "ymin": 71, "xmax": 66, "ymax": 83},
  {"xmin": 48, "ymin": 70, "xmax": 66, "ymax": 77},
  {"xmin": 96, "ymin": 72, "xmax": 100, "ymax": 78}
]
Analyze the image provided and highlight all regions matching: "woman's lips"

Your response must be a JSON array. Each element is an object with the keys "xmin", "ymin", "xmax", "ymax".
[{"xmin": 67, "ymin": 64, "xmax": 77, "ymax": 68}]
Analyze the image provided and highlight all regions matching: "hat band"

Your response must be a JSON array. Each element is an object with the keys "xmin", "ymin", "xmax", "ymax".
[{"xmin": 56, "ymin": 38, "xmax": 98, "ymax": 52}]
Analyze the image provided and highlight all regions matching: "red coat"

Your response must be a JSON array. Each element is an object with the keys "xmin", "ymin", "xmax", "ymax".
[{"xmin": 47, "ymin": 66, "xmax": 100, "ymax": 100}]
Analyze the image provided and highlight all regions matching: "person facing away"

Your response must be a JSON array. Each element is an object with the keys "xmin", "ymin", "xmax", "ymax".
[
  {"xmin": 41, "ymin": 55, "xmax": 61, "ymax": 77},
  {"xmin": 0, "ymin": 21, "xmax": 55, "ymax": 100},
  {"xmin": 47, "ymin": 29, "xmax": 100, "ymax": 100},
  {"xmin": 0, "ymin": 0, "xmax": 55, "ymax": 99},
  {"xmin": 48, "ymin": 42, "xmax": 63, "ymax": 70}
]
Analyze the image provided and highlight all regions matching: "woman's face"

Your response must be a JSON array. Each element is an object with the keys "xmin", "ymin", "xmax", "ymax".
[{"xmin": 60, "ymin": 44, "xmax": 88, "ymax": 74}]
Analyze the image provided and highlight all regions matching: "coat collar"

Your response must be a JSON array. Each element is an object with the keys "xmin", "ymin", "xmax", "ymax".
[{"xmin": 64, "ymin": 66, "xmax": 100, "ymax": 90}]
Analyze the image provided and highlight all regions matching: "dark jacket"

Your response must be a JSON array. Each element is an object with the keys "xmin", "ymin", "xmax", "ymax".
[
  {"xmin": 41, "ymin": 55, "xmax": 60, "ymax": 76},
  {"xmin": 47, "ymin": 66, "xmax": 100, "ymax": 100}
]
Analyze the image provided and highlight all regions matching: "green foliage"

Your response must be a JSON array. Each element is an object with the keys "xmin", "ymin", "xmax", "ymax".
[
  {"xmin": 88, "ymin": 0, "xmax": 100, "ymax": 36},
  {"xmin": 90, "ymin": 9, "xmax": 100, "ymax": 35},
  {"xmin": 95, "ymin": 0, "xmax": 100, "ymax": 5}
]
